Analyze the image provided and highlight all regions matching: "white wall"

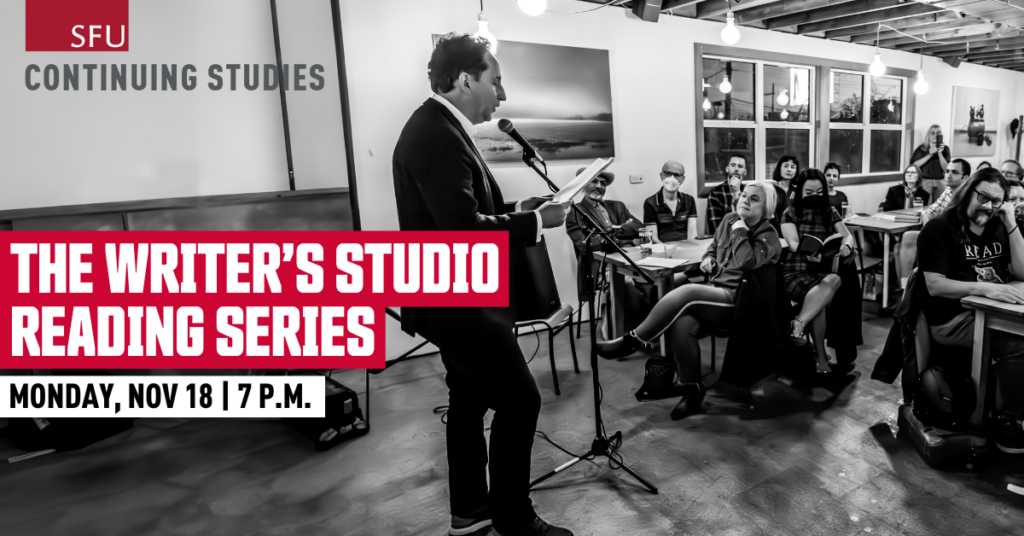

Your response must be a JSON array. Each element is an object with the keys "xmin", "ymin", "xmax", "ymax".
[{"xmin": 339, "ymin": 0, "xmax": 1024, "ymax": 356}]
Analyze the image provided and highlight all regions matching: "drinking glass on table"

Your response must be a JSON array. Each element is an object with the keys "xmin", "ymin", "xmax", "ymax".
[
  {"xmin": 913, "ymin": 197, "xmax": 924, "ymax": 212},
  {"xmin": 664, "ymin": 244, "xmax": 678, "ymax": 258}
]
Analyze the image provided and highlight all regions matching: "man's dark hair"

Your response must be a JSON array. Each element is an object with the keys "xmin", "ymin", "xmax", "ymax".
[
  {"xmin": 951, "ymin": 158, "xmax": 971, "ymax": 179},
  {"xmin": 944, "ymin": 167, "xmax": 1009, "ymax": 244},
  {"xmin": 790, "ymin": 168, "xmax": 831, "ymax": 220},
  {"xmin": 428, "ymin": 33, "xmax": 491, "ymax": 94},
  {"xmin": 1008, "ymin": 178, "xmax": 1024, "ymax": 190},
  {"xmin": 728, "ymin": 154, "xmax": 748, "ymax": 169},
  {"xmin": 1003, "ymin": 159, "xmax": 1024, "ymax": 176}
]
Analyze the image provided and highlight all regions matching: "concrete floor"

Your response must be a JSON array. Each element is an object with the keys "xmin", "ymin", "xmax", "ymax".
[{"xmin": 1, "ymin": 315, "xmax": 1024, "ymax": 535}]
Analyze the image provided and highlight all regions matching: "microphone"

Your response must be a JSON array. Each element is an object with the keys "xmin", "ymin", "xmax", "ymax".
[{"xmin": 497, "ymin": 119, "xmax": 544, "ymax": 164}]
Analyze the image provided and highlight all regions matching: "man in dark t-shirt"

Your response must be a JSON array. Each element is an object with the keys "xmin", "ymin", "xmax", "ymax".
[
  {"xmin": 917, "ymin": 169, "xmax": 1024, "ymax": 453},
  {"xmin": 643, "ymin": 160, "xmax": 697, "ymax": 242}
]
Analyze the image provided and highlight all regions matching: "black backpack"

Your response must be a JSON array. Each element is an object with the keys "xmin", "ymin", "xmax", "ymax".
[{"xmin": 914, "ymin": 366, "xmax": 976, "ymax": 430}]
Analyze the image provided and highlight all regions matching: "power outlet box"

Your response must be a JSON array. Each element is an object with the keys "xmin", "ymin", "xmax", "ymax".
[{"xmin": 629, "ymin": 174, "xmax": 643, "ymax": 184}]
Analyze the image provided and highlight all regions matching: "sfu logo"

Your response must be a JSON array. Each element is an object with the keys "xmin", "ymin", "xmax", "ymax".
[{"xmin": 26, "ymin": 0, "xmax": 129, "ymax": 52}]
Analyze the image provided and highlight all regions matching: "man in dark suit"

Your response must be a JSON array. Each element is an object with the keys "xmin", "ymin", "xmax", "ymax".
[
  {"xmin": 564, "ymin": 168, "xmax": 643, "ymax": 254},
  {"xmin": 392, "ymin": 33, "xmax": 573, "ymax": 536}
]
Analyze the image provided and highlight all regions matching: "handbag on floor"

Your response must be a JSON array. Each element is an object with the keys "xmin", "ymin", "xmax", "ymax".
[
  {"xmin": 285, "ymin": 377, "xmax": 368, "ymax": 451},
  {"xmin": 635, "ymin": 356, "xmax": 689, "ymax": 402}
]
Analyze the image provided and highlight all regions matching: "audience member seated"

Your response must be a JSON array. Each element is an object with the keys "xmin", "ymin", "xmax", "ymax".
[
  {"xmin": 780, "ymin": 169, "xmax": 857, "ymax": 374},
  {"xmin": 824, "ymin": 162, "xmax": 848, "ymax": 215},
  {"xmin": 1002, "ymin": 159, "xmax": 1023, "ymax": 181},
  {"xmin": 882, "ymin": 164, "xmax": 930, "ymax": 212},
  {"xmin": 565, "ymin": 168, "xmax": 642, "ymax": 253},
  {"xmin": 910, "ymin": 124, "xmax": 951, "ymax": 202},
  {"xmin": 643, "ymin": 160, "xmax": 697, "ymax": 243},
  {"xmin": 705, "ymin": 154, "xmax": 747, "ymax": 235},
  {"xmin": 916, "ymin": 168, "xmax": 1024, "ymax": 453},
  {"xmin": 773, "ymin": 155, "xmax": 799, "ymax": 196},
  {"xmin": 596, "ymin": 182, "xmax": 782, "ymax": 419},
  {"xmin": 1009, "ymin": 179, "xmax": 1024, "ymax": 207},
  {"xmin": 896, "ymin": 158, "xmax": 971, "ymax": 289}
]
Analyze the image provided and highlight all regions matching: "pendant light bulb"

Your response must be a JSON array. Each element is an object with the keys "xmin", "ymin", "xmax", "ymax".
[
  {"xmin": 780, "ymin": 109, "xmax": 789, "ymax": 120},
  {"xmin": 719, "ymin": 75, "xmax": 732, "ymax": 94},
  {"xmin": 869, "ymin": 52, "xmax": 886, "ymax": 77},
  {"xmin": 518, "ymin": 0, "xmax": 547, "ymax": 17},
  {"xmin": 474, "ymin": 13, "xmax": 498, "ymax": 55},
  {"xmin": 776, "ymin": 89, "xmax": 789, "ymax": 106},
  {"xmin": 717, "ymin": 111, "xmax": 725, "ymax": 119},
  {"xmin": 914, "ymin": 70, "xmax": 929, "ymax": 95},
  {"xmin": 721, "ymin": 12, "xmax": 741, "ymax": 46},
  {"xmin": 703, "ymin": 97, "xmax": 712, "ymax": 111}
]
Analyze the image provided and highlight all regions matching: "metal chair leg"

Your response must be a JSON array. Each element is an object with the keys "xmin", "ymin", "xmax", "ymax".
[
  {"xmin": 548, "ymin": 326, "xmax": 560, "ymax": 396},
  {"xmin": 710, "ymin": 336, "xmax": 716, "ymax": 373},
  {"xmin": 567, "ymin": 314, "xmax": 579, "ymax": 373},
  {"xmin": 576, "ymin": 304, "xmax": 584, "ymax": 339}
]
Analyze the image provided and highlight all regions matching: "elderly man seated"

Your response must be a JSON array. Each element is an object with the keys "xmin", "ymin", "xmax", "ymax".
[{"xmin": 565, "ymin": 168, "xmax": 642, "ymax": 253}]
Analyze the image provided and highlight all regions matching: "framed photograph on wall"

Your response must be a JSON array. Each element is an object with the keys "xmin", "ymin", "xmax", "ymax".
[
  {"xmin": 432, "ymin": 35, "xmax": 615, "ymax": 163},
  {"xmin": 951, "ymin": 86, "xmax": 999, "ymax": 157}
]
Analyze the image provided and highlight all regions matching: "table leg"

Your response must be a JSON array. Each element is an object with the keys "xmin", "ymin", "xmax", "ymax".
[
  {"xmin": 608, "ymin": 266, "xmax": 626, "ymax": 340},
  {"xmin": 882, "ymin": 233, "xmax": 890, "ymax": 308},
  {"xmin": 970, "ymin": 310, "xmax": 991, "ymax": 429},
  {"xmin": 655, "ymin": 274, "xmax": 675, "ymax": 356}
]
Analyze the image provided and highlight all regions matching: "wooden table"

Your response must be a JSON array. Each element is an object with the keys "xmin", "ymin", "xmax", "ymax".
[
  {"xmin": 844, "ymin": 211, "xmax": 922, "ymax": 308},
  {"xmin": 961, "ymin": 283, "xmax": 1024, "ymax": 428},
  {"xmin": 594, "ymin": 239, "xmax": 711, "ymax": 352}
]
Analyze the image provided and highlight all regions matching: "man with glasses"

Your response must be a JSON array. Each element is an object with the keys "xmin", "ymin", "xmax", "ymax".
[
  {"xmin": 896, "ymin": 159, "xmax": 972, "ymax": 289},
  {"xmin": 1002, "ymin": 159, "xmax": 1024, "ymax": 181},
  {"xmin": 565, "ymin": 168, "xmax": 642, "ymax": 253},
  {"xmin": 917, "ymin": 168, "xmax": 1024, "ymax": 454},
  {"xmin": 643, "ymin": 160, "xmax": 697, "ymax": 242}
]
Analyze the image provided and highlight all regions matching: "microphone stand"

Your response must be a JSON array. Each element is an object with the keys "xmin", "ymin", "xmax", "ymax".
[{"xmin": 519, "ymin": 154, "xmax": 658, "ymax": 494}]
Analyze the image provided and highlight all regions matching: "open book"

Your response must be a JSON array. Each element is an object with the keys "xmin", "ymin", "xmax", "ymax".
[
  {"xmin": 551, "ymin": 157, "xmax": 614, "ymax": 203},
  {"xmin": 797, "ymin": 233, "xmax": 843, "ymax": 257}
]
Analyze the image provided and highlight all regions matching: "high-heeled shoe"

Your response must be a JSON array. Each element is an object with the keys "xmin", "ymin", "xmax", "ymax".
[
  {"xmin": 595, "ymin": 330, "xmax": 651, "ymax": 359},
  {"xmin": 790, "ymin": 318, "xmax": 809, "ymax": 347}
]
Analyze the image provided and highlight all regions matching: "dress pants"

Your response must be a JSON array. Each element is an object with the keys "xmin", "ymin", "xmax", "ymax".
[{"xmin": 422, "ymin": 313, "xmax": 541, "ymax": 534}]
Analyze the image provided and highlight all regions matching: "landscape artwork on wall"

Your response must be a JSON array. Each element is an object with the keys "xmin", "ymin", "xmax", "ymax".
[
  {"xmin": 950, "ymin": 86, "xmax": 999, "ymax": 157},
  {"xmin": 432, "ymin": 35, "xmax": 615, "ymax": 163}
]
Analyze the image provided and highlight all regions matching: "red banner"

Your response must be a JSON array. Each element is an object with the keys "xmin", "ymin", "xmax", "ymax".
[
  {"xmin": 0, "ymin": 231, "xmax": 509, "ymax": 369},
  {"xmin": 26, "ymin": 0, "xmax": 129, "ymax": 52}
]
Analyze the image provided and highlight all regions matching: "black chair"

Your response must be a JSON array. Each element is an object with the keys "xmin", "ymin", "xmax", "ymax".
[{"xmin": 515, "ymin": 305, "xmax": 579, "ymax": 396}]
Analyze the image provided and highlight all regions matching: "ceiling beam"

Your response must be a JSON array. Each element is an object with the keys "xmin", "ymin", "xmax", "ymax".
[
  {"xmin": 824, "ymin": 10, "xmax": 960, "ymax": 38},
  {"xmin": 848, "ymin": 17, "xmax": 988, "ymax": 43},
  {"xmin": 864, "ymin": 21, "xmax": 1001, "ymax": 48},
  {"xmin": 661, "ymin": 0, "xmax": 703, "ymax": 11},
  {"xmin": 926, "ymin": 36, "xmax": 1024, "ymax": 55},
  {"xmin": 795, "ymin": 3, "xmax": 944, "ymax": 34},
  {"xmin": 884, "ymin": 29, "xmax": 1006, "ymax": 50},
  {"xmin": 697, "ymin": 0, "xmax": 784, "ymax": 20},
  {"xmin": 765, "ymin": 0, "xmax": 909, "ymax": 30},
  {"xmin": 963, "ymin": 49, "xmax": 1024, "ymax": 60},
  {"xmin": 733, "ymin": 0, "xmax": 855, "ymax": 25}
]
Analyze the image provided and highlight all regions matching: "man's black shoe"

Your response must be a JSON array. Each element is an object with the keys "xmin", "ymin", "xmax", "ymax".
[
  {"xmin": 497, "ymin": 517, "xmax": 573, "ymax": 536},
  {"xmin": 993, "ymin": 416, "xmax": 1024, "ymax": 454}
]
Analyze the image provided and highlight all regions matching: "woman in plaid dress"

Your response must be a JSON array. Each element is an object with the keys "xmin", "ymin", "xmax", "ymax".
[{"xmin": 780, "ymin": 169, "xmax": 857, "ymax": 374}]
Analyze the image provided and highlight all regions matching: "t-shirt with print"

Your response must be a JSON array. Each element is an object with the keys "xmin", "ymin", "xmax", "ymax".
[{"xmin": 917, "ymin": 211, "xmax": 1011, "ymax": 325}]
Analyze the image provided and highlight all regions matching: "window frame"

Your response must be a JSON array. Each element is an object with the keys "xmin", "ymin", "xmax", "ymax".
[
  {"xmin": 828, "ymin": 68, "xmax": 908, "ymax": 177},
  {"xmin": 694, "ymin": 43, "xmax": 917, "ymax": 195}
]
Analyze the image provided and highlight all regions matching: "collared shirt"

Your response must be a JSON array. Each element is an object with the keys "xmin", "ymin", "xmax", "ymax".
[
  {"xmin": 643, "ymin": 189, "xmax": 696, "ymax": 241},
  {"xmin": 705, "ymin": 182, "xmax": 737, "ymax": 236},
  {"xmin": 432, "ymin": 94, "xmax": 542, "ymax": 241},
  {"xmin": 922, "ymin": 187, "xmax": 954, "ymax": 219}
]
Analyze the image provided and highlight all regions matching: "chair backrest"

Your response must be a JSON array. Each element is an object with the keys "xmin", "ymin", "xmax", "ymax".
[
  {"xmin": 915, "ymin": 310, "xmax": 932, "ymax": 374},
  {"xmin": 511, "ymin": 235, "xmax": 562, "ymax": 322}
]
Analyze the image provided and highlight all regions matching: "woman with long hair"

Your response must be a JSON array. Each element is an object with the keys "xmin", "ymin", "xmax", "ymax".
[
  {"xmin": 780, "ymin": 169, "xmax": 857, "ymax": 374},
  {"xmin": 910, "ymin": 124, "xmax": 950, "ymax": 202},
  {"xmin": 823, "ymin": 163, "xmax": 847, "ymax": 214},
  {"xmin": 772, "ymin": 155, "xmax": 800, "ymax": 194},
  {"xmin": 596, "ymin": 182, "xmax": 782, "ymax": 419}
]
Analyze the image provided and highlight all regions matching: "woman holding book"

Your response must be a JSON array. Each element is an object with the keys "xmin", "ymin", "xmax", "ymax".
[
  {"xmin": 595, "ymin": 182, "xmax": 782, "ymax": 419},
  {"xmin": 780, "ymin": 169, "xmax": 857, "ymax": 374}
]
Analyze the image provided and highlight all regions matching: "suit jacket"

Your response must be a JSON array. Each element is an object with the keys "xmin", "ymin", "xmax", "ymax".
[
  {"xmin": 565, "ymin": 199, "xmax": 642, "ymax": 255},
  {"xmin": 392, "ymin": 98, "xmax": 538, "ymax": 337},
  {"xmin": 882, "ymin": 185, "xmax": 931, "ymax": 212}
]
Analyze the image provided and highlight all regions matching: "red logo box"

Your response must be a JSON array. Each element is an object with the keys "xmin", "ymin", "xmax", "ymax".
[{"xmin": 26, "ymin": 0, "xmax": 129, "ymax": 52}]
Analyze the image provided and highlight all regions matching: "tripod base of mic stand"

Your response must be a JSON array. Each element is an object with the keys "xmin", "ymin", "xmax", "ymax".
[{"xmin": 529, "ymin": 433, "xmax": 658, "ymax": 494}]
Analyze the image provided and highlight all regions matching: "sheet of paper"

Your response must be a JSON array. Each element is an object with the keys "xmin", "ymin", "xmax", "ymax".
[
  {"xmin": 552, "ymin": 157, "xmax": 613, "ymax": 203},
  {"xmin": 636, "ymin": 256, "xmax": 687, "ymax": 268}
]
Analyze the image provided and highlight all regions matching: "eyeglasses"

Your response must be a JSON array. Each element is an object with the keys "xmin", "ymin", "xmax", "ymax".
[
  {"xmin": 975, "ymin": 191, "xmax": 1005, "ymax": 209},
  {"xmin": 663, "ymin": 172, "xmax": 684, "ymax": 179},
  {"xmin": 1005, "ymin": 171, "xmax": 1021, "ymax": 179}
]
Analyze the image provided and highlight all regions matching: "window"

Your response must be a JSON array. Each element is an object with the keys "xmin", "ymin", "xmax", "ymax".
[
  {"xmin": 701, "ymin": 57, "xmax": 814, "ymax": 184},
  {"xmin": 828, "ymin": 70, "xmax": 906, "ymax": 176}
]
